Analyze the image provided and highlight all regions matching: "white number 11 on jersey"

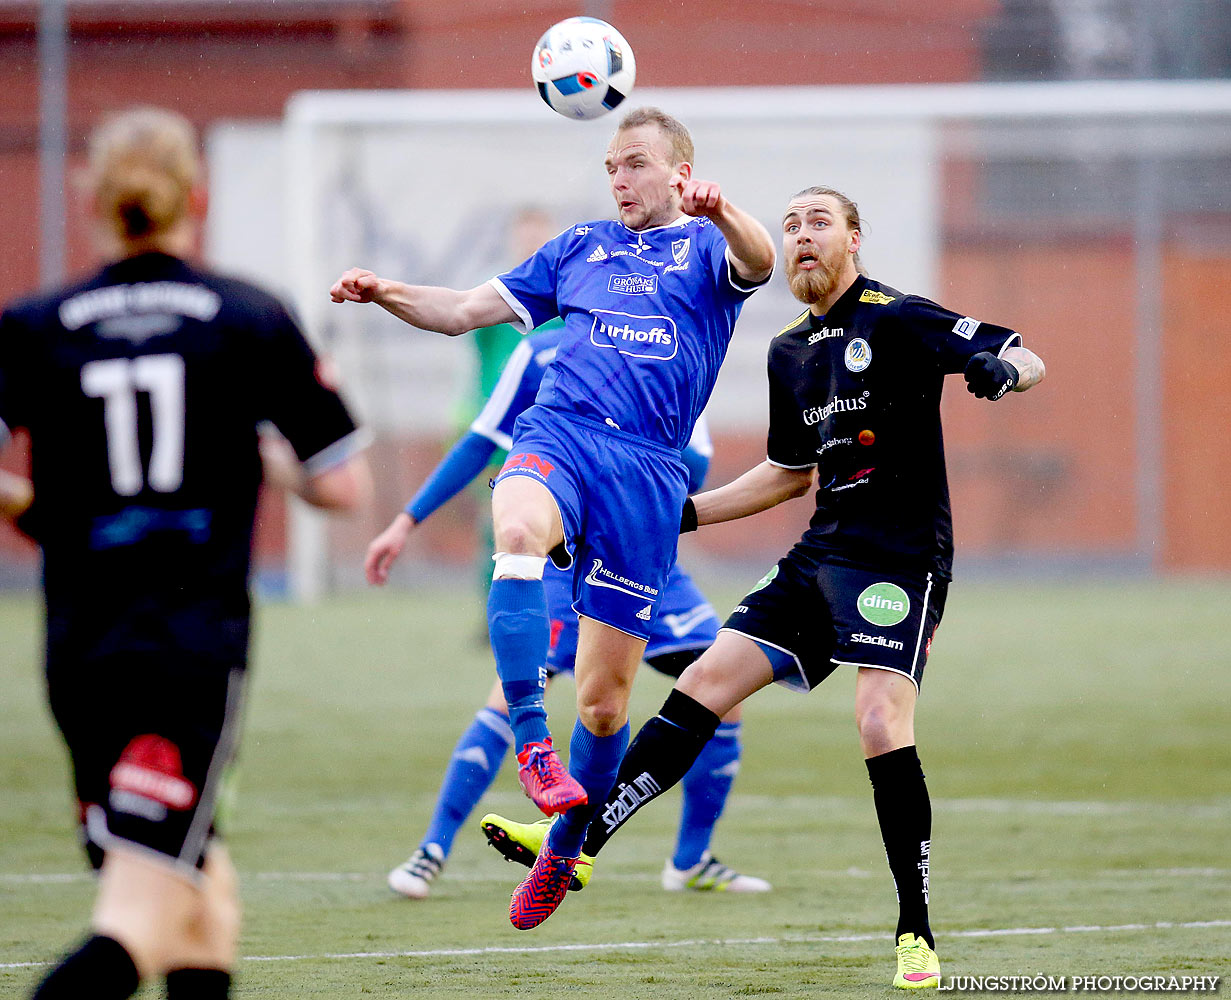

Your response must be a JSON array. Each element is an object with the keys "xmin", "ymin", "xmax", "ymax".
[{"xmin": 81, "ymin": 354, "xmax": 186, "ymax": 496}]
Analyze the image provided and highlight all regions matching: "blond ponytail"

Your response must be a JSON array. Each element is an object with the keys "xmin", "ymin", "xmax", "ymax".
[{"xmin": 88, "ymin": 107, "xmax": 199, "ymax": 242}]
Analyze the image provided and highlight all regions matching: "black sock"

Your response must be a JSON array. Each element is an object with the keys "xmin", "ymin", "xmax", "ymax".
[
  {"xmin": 866, "ymin": 746, "xmax": 934, "ymax": 950},
  {"xmin": 32, "ymin": 934, "xmax": 140, "ymax": 1000},
  {"xmin": 166, "ymin": 967, "xmax": 232, "ymax": 998},
  {"xmin": 581, "ymin": 689, "xmax": 720, "ymax": 856}
]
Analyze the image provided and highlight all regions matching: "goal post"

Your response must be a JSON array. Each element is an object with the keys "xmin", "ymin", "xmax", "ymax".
[{"xmin": 202, "ymin": 80, "xmax": 1231, "ymax": 598}]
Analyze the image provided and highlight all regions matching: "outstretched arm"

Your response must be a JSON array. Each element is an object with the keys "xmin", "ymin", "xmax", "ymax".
[
  {"xmin": 330, "ymin": 270, "xmax": 517, "ymax": 337},
  {"xmin": 681, "ymin": 180, "xmax": 775, "ymax": 283},
  {"xmin": 688, "ymin": 461, "xmax": 814, "ymax": 529},
  {"xmin": 365, "ymin": 430, "xmax": 499, "ymax": 585}
]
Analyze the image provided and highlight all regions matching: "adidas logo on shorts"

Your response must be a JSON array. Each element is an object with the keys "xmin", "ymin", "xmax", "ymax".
[{"xmin": 636, "ymin": 604, "xmax": 652, "ymax": 621}]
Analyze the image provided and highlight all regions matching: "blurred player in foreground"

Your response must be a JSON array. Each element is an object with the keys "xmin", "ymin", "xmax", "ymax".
[
  {"xmin": 0, "ymin": 107, "xmax": 371, "ymax": 1000},
  {"xmin": 483, "ymin": 186, "xmax": 1045, "ymax": 988},
  {"xmin": 367, "ymin": 322, "xmax": 769, "ymax": 899},
  {"xmin": 332, "ymin": 106, "xmax": 775, "ymax": 927}
]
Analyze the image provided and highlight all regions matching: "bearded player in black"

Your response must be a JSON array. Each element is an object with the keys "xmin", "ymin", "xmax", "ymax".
[
  {"xmin": 0, "ymin": 108, "xmax": 371, "ymax": 1000},
  {"xmin": 483, "ymin": 186, "xmax": 1045, "ymax": 988}
]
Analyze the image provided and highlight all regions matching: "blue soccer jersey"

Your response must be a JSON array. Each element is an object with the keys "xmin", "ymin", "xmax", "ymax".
[
  {"xmin": 490, "ymin": 216, "xmax": 768, "ymax": 450},
  {"xmin": 470, "ymin": 323, "xmax": 713, "ymax": 482}
]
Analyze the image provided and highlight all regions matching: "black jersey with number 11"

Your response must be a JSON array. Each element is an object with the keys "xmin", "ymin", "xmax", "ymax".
[
  {"xmin": 0, "ymin": 251, "xmax": 362, "ymax": 667},
  {"xmin": 765, "ymin": 275, "xmax": 1020, "ymax": 579}
]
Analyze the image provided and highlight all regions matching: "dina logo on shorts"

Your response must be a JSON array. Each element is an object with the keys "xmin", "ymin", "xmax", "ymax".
[{"xmin": 857, "ymin": 582, "xmax": 910, "ymax": 627}]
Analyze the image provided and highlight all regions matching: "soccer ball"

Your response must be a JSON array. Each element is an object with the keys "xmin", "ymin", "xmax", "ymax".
[{"xmin": 531, "ymin": 17, "xmax": 636, "ymax": 121}]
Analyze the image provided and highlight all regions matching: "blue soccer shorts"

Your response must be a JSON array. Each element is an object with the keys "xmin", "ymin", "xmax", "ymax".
[
  {"xmin": 494, "ymin": 404, "xmax": 689, "ymax": 640},
  {"xmin": 545, "ymin": 561, "xmax": 719, "ymax": 677},
  {"xmin": 720, "ymin": 543, "xmax": 948, "ymax": 693}
]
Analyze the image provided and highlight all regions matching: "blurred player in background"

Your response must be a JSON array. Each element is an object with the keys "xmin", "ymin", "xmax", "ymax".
[
  {"xmin": 0, "ymin": 107, "xmax": 371, "ymax": 1000},
  {"xmin": 483, "ymin": 186, "xmax": 1046, "ymax": 987},
  {"xmin": 331, "ymin": 106, "xmax": 775, "ymax": 927},
  {"xmin": 366, "ymin": 321, "xmax": 769, "ymax": 899},
  {"xmin": 455, "ymin": 206, "xmax": 561, "ymax": 611}
]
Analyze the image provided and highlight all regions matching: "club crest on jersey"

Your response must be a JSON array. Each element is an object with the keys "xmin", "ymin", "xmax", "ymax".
[
  {"xmin": 671, "ymin": 237, "xmax": 691, "ymax": 265},
  {"xmin": 844, "ymin": 338, "xmax": 872, "ymax": 372}
]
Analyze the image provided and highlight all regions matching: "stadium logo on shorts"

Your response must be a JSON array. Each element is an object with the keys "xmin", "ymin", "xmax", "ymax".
[
  {"xmin": 844, "ymin": 338, "xmax": 871, "ymax": 372},
  {"xmin": 857, "ymin": 582, "xmax": 910, "ymax": 627},
  {"xmin": 852, "ymin": 632, "xmax": 905, "ymax": 651}
]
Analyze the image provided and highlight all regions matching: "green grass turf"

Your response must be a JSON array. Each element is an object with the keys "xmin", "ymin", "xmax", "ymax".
[{"xmin": 2, "ymin": 578, "xmax": 1229, "ymax": 997}]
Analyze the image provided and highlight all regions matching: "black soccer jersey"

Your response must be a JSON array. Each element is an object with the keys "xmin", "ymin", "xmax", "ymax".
[
  {"xmin": 0, "ymin": 251, "xmax": 362, "ymax": 665},
  {"xmin": 765, "ymin": 275, "xmax": 1020, "ymax": 579}
]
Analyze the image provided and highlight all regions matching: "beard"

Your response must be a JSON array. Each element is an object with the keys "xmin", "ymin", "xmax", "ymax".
[{"xmin": 786, "ymin": 250, "xmax": 843, "ymax": 305}]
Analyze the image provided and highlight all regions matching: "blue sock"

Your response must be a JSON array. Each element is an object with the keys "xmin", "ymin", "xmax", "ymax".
[
  {"xmin": 420, "ymin": 707, "xmax": 512, "ymax": 857},
  {"xmin": 547, "ymin": 719, "xmax": 630, "ymax": 858},
  {"xmin": 672, "ymin": 720, "xmax": 741, "ymax": 870},
  {"xmin": 487, "ymin": 577, "xmax": 551, "ymax": 749}
]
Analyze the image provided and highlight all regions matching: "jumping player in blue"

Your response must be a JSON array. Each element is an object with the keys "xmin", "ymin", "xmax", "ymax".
[
  {"xmin": 482, "ymin": 187, "xmax": 1046, "ymax": 984},
  {"xmin": 331, "ymin": 106, "xmax": 775, "ymax": 926},
  {"xmin": 366, "ymin": 324, "xmax": 769, "ymax": 900}
]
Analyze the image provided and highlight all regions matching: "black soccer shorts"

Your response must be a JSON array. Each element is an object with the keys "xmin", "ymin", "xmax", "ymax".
[
  {"xmin": 720, "ymin": 543, "xmax": 948, "ymax": 693},
  {"xmin": 46, "ymin": 653, "xmax": 246, "ymax": 879}
]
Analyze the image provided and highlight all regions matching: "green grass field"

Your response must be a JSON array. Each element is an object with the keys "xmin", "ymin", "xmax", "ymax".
[{"xmin": 2, "ymin": 579, "xmax": 1229, "ymax": 997}]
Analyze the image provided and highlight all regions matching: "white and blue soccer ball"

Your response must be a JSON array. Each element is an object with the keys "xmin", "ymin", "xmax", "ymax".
[{"xmin": 531, "ymin": 17, "xmax": 636, "ymax": 121}]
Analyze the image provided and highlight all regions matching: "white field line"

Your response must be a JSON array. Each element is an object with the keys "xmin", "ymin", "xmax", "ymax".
[
  {"xmin": 734, "ymin": 796, "xmax": 1231, "ymax": 820},
  {"xmin": 2, "ymin": 919, "xmax": 1229, "ymax": 970},
  {"xmin": 4, "ymin": 866, "xmax": 1228, "ymax": 888},
  {"xmin": 224, "ymin": 794, "xmax": 1231, "ymax": 819}
]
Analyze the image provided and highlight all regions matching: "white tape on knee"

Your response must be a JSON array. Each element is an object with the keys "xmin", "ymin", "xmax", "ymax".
[{"xmin": 492, "ymin": 552, "xmax": 548, "ymax": 581}]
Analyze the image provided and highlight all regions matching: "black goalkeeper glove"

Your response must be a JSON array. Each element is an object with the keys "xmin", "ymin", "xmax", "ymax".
[
  {"xmin": 963, "ymin": 352, "xmax": 1019, "ymax": 401},
  {"xmin": 680, "ymin": 496, "xmax": 698, "ymax": 533}
]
